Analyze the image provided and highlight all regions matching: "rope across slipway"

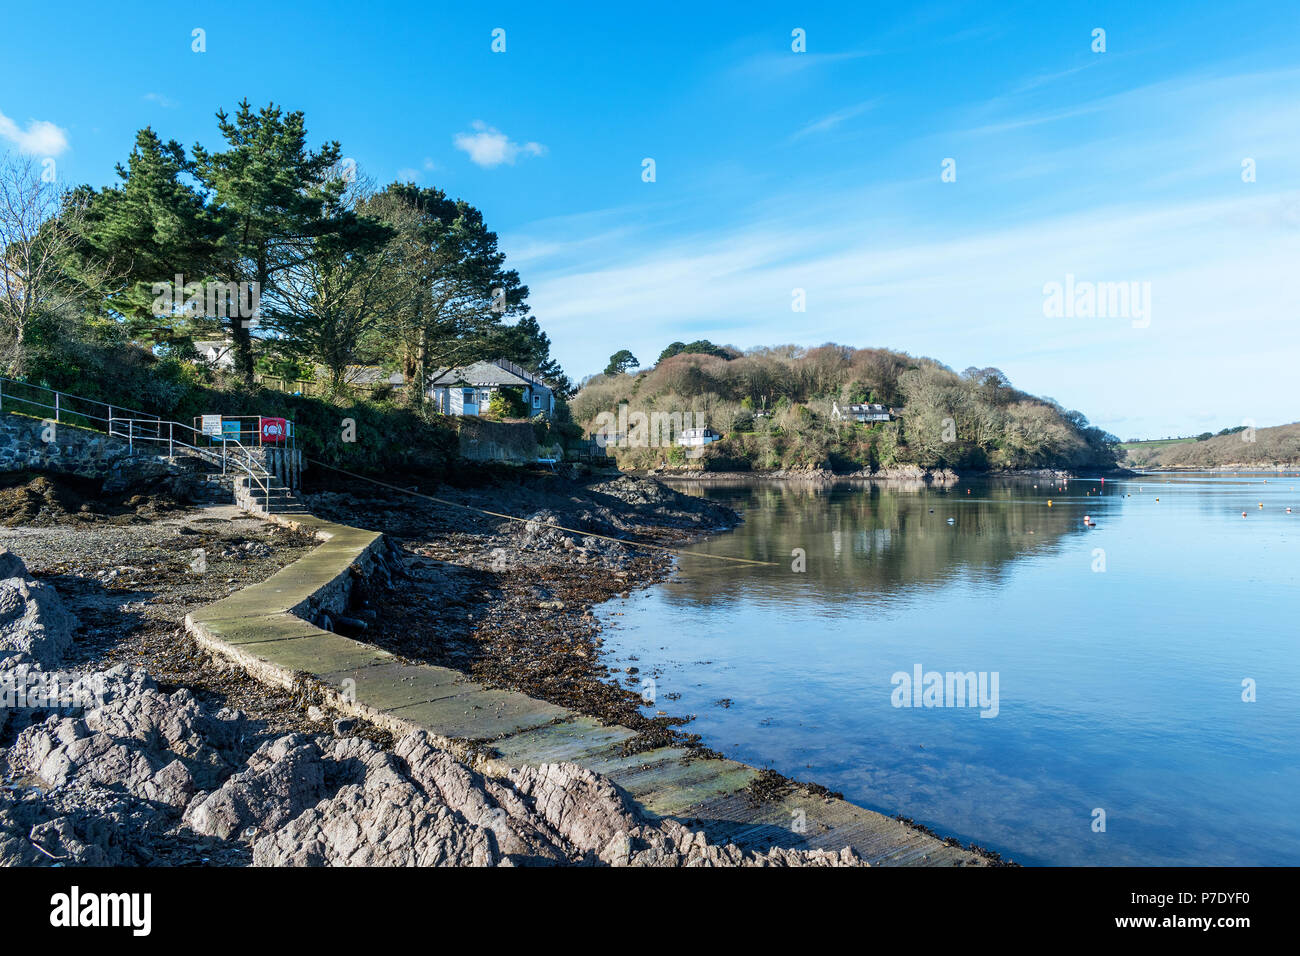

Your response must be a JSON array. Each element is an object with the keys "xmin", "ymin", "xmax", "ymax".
[{"xmin": 304, "ymin": 458, "xmax": 776, "ymax": 567}]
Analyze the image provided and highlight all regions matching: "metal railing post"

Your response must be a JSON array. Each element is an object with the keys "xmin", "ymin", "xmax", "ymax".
[
  {"xmin": 168, "ymin": 422, "xmax": 173, "ymax": 458},
  {"xmin": 54, "ymin": 392, "xmax": 59, "ymax": 423},
  {"xmin": 128, "ymin": 420, "xmax": 134, "ymax": 454}
]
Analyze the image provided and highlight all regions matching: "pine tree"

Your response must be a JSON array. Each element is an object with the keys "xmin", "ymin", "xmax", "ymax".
[
  {"xmin": 74, "ymin": 128, "xmax": 223, "ymax": 348},
  {"xmin": 191, "ymin": 101, "xmax": 345, "ymax": 381}
]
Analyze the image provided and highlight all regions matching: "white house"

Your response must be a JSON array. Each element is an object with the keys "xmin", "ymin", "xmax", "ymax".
[
  {"xmin": 427, "ymin": 359, "xmax": 555, "ymax": 418},
  {"xmin": 677, "ymin": 427, "xmax": 722, "ymax": 447},
  {"xmin": 193, "ymin": 339, "xmax": 236, "ymax": 369},
  {"xmin": 832, "ymin": 401, "xmax": 897, "ymax": 423}
]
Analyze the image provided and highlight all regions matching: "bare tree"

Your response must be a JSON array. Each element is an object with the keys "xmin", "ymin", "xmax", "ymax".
[{"xmin": 0, "ymin": 151, "xmax": 111, "ymax": 375}]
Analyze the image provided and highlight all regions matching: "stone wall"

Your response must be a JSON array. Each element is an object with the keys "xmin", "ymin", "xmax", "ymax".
[
  {"xmin": 456, "ymin": 417, "xmax": 540, "ymax": 463},
  {"xmin": 0, "ymin": 413, "xmax": 134, "ymax": 479}
]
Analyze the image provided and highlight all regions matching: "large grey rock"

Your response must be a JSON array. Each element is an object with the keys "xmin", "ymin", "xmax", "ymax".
[
  {"xmin": 4, "ymin": 658, "xmax": 865, "ymax": 868},
  {"xmin": 0, "ymin": 548, "xmax": 75, "ymax": 666},
  {"xmin": 0, "ymin": 789, "xmax": 128, "ymax": 866},
  {"xmin": 251, "ymin": 737, "xmax": 502, "ymax": 867},
  {"xmin": 9, "ymin": 677, "xmax": 244, "ymax": 808},
  {"xmin": 185, "ymin": 733, "xmax": 329, "ymax": 840},
  {"xmin": 249, "ymin": 730, "xmax": 865, "ymax": 868}
]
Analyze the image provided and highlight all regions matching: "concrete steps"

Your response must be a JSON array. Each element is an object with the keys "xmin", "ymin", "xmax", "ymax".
[{"xmin": 233, "ymin": 475, "xmax": 309, "ymax": 516}]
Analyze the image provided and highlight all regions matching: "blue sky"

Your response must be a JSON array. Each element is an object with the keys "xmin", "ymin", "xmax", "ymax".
[{"xmin": 4, "ymin": 0, "xmax": 1299, "ymax": 438}]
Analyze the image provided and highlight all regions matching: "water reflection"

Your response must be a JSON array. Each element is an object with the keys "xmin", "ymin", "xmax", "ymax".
[
  {"xmin": 598, "ymin": 475, "xmax": 1300, "ymax": 866},
  {"xmin": 669, "ymin": 479, "xmax": 1088, "ymax": 607}
]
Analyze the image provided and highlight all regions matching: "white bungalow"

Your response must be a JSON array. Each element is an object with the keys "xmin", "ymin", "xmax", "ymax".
[
  {"xmin": 677, "ymin": 427, "xmax": 722, "ymax": 447},
  {"xmin": 427, "ymin": 359, "xmax": 555, "ymax": 418},
  {"xmin": 832, "ymin": 401, "xmax": 897, "ymax": 423},
  {"xmin": 193, "ymin": 339, "xmax": 236, "ymax": 369}
]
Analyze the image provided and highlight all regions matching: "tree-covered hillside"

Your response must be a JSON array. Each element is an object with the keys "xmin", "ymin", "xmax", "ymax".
[
  {"xmin": 1122, "ymin": 423, "xmax": 1300, "ymax": 469},
  {"xmin": 573, "ymin": 344, "xmax": 1119, "ymax": 472}
]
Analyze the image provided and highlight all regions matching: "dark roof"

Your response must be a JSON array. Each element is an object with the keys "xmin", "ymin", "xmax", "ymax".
[{"xmin": 427, "ymin": 359, "xmax": 548, "ymax": 389}]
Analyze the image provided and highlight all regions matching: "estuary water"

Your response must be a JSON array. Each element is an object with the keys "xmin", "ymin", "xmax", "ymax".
[{"xmin": 595, "ymin": 474, "xmax": 1300, "ymax": 866}]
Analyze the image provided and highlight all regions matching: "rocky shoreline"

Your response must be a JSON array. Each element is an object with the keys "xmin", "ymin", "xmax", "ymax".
[
  {"xmin": 303, "ymin": 471, "xmax": 745, "ymax": 755},
  {"xmin": 644, "ymin": 468, "xmax": 1144, "ymax": 486},
  {"xmin": 1131, "ymin": 463, "xmax": 1300, "ymax": 473},
  {"xmin": 1, "ymin": 471, "xmax": 871, "ymax": 866},
  {"xmin": 641, "ymin": 465, "xmax": 960, "ymax": 483},
  {"xmin": 634, "ymin": 466, "xmax": 1097, "ymax": 483}
]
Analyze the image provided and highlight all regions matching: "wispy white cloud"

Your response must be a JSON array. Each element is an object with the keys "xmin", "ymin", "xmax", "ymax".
[
  {"xmin": 143, "ymin": 92, "xmax": 178, "ymax": 108},
  {"xmin": 955, "ymin": 100, "xmax": 1106, "ymax": 138},
  {"xmin": 791, "ymin": 98, "xmax": 880, "ymax": 140},
  {"xmin": 1006, "ymin": 61, "xmax": 1100, "ymax": 95},
  {"xmin": 724, "ymin": 48, "xmax": 877, "ymax": 90},
  {"xmin": 453, "ymin": 121, "xmax": 546, "ymax": 168},
  {"xmin": 396, "ymin": 158, "xmax": 438, "ymax": 182},
  {"xmin": 0, "ymin": 109, "xmax": 69, "ymax": 155}
]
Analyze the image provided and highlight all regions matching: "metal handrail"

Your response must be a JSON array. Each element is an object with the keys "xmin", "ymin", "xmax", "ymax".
[
  {"xmin": 0, "ymin": 375, "xmax": 160, "ymax": 435},
  {"xmin": 0, "ymin": 376, "xmax": 282, "ymax": 512},
  {"xmin": 109, "ymin": 418, "xmax": 276, "ymax": 512}
]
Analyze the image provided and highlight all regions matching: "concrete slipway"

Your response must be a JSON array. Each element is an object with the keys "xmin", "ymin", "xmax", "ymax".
[{"xmin": 185, "ymin": 507, "xmax": 989, "ymax": 866}]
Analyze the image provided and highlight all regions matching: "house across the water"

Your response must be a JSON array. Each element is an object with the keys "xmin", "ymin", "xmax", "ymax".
[
  {"xmin": 677, "ymin": 427, "xmax": 723, "ymax": 447},
  {"xmin": 832, "ymin": 401, "xmax": 897, "ymax": 423},
  {"xmin": 427, "ymin": 359, "xmax": 555, "ymax": 418}
]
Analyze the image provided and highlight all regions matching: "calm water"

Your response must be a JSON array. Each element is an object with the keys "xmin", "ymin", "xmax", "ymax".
[{"xmin": 596, "ymin": 474, "xmax": 1300, "ymax": 866}]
